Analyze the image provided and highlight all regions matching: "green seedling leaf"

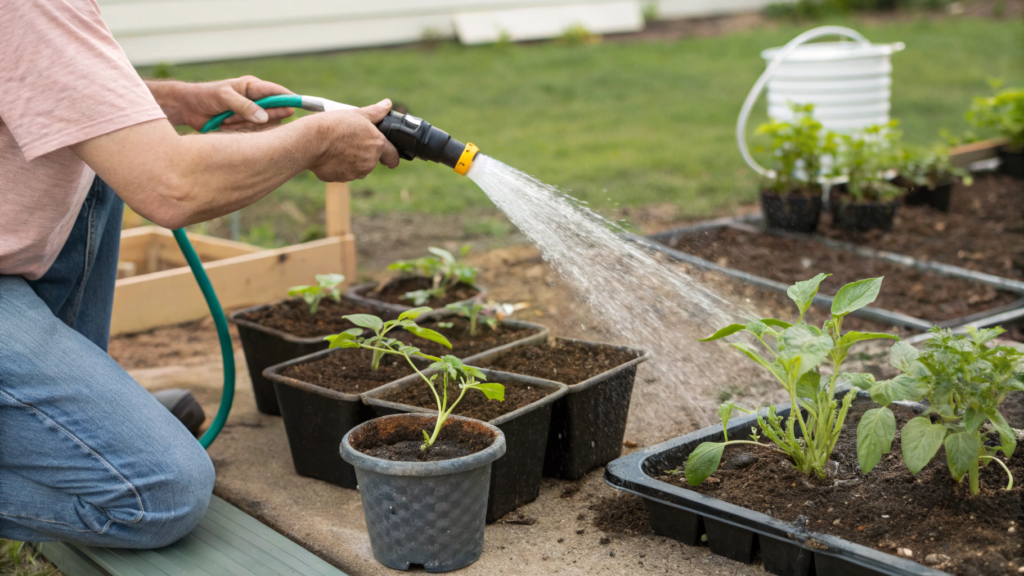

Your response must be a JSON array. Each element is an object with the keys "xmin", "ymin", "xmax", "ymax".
[
  {"xmin": 462, "ymin": 365, "xmax": 486, "ymax": 380},
  {"xmin": 466, "ymin": 382, "xmax": 505, "ymax": 401},
  {"xmin": 986, "ymin": 409, "xmax": 1017, "ymax": 457},
  {"xmin": 761, "ymin": 318, "xmax": 792, "ymax": 329},
  {"xmin": 398, "ymin": 307, "xmax": 433, "ymax": 321},
  {"xmin": 945, "ymin": 432, "xmax": 982, "ymax": 482},
  {"xmin": 787, "ymin": 273, "xmax": 830, "ymax": 320},
  {"xmin": 795, "ymin": 370, "xmax": 820, "ymax": 399},
  {"xmin": 324, "ymin": 328, "xmax": 363, "ymax": 349},
  {"xmin": 428, "ymin": 246, "xmax": 456, "ymax": 263},
  {"xmin": 699, "ymin": 324, "xmax": 745, "ymax": 342},
  {"xmin": 730, "ymin": 343, "xmax": 781, "ymax": 379},
  {"xmin": 964, "ymin": 406, "xmax": 986, "ymax": 434},
  {"xmin": 745, "ymin": 320, "xmax": 769, "ymax": 338},
  {"xmin": 404, "ymin": 325, "xmax": 453, "ymax": 348},
  {"xmin": 779, "ymin": 324, "xmax": 833, "ymax": 378},
  {"xmin": 889, "ymin": 341, "xmax": 922, "ymax": 373},
  {"xmin": 831, "ymin": 277, "xmax": 883, "ymax": 317},
  {"xmin": 685, "ymin": 442, "xmax": 726, "ymax": 486},
  {"xmin": 869, "ymin": 374, "xmax": 929, "ymax": 406},
  {"xmin": 345, "ymin": 314, "xmax": 384, "ymax": 332},
  {"xmin": 857, "ymin": 407, "xmax": 896, "ymax": 474},
  {"xmin": 841, "ymin": 372, "xmax": 876, "ymax": 390},
  {"xmin": 836, "ymin": 331, "xmax": 899, "ymax": 356},
  {"xmin": 718, "ymin": 401, "xmax": 736, "ymax": 424},
  {"xmin": 900, "ymin": 417, "xmax": 946, "ymax": 474},
  {"xmin": 315, "ymin": 273, "xmax": 345, "ymax": 286}
]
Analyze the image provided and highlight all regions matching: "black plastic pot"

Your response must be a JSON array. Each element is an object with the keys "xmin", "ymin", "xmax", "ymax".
[
  {"xmin": 902, "ymin": 180, "xmax": 953, "ymax": 212},
  {"xmin": 605, "ymin": 391, "xmax": 944, "ymax": 576},
  {"xmin": 760, "ymin": 190, "xmax": 823, "ymax": 233},
  {"xmin": 341, "ymin": 414, "xmax": 506, "ymax": 572},
  {"xmin": 344, "ymin": 279, "xmax": 486, "ymax": 316},
  {"xmin": 830, "ymin": 188, "xmax": 899, "ymax": 232},
  {"xmin": 469, "ymin": 337, "xmax": 649, "ymax": 480},
  {"xmin": 1000, "ymin": 147, "xmax": 1024, "ymax": 179},
  {"xmin": 364, "ymin": 370, "xmax": 568, "ymax": 523}
]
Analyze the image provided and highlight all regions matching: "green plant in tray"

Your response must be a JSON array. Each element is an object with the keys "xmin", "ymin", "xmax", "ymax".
[
  {"xmin": 325, "ymin": 308, "xmax": 504, "ymax": 450},
  {"xmin": 967, "ymin": 82, "xmax": 1024, "ymax": 152},
  {"xmin": 388, "ymin": 246, "xmax": 479, "ymax": 306},
  {"xmin": 755, "ymin": 104, "xmax": 838, "ymax": 196},
  {"xmin": 836, "ymin": 122, "xmax": 903, "ymax": 203},
  {"xmin": 856, "ymin": 327, "xmax": 1023, "ymax": 494},
  {"xmin": 897, "ymin": 144, "xmax": 973, "ymax": 189},
  {"xmin": 288, "ymin": 273, "xmax": 345, "ymax": 314},
  {"xmin": 684, "ymin": 274, "xmax": 898, "ymax": 486}
]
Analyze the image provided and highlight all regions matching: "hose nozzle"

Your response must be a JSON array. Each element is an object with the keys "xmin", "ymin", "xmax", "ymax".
[{"xmin": 376, "ymin": 111, "xmax": 479, "ymax": 176}]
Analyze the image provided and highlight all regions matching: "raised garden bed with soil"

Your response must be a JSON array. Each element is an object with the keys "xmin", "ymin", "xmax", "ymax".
[
  {"xmin": 606, "ymin": 392, "xmax": 1024, "ymax": 576},
  {"xmin": 364, "ymin": 370, "xmax": 567, "ymax": 523},
  {"xmin": 391, "ymin": 314, "xmax": 548, "ymax": 359},
  {"xmin": 471, "ymin": 338, "xmax": 649, "ymax": 480},
  {"xmin": 345, "ymin": 277, "xmax": 484, "ymax": 312}
]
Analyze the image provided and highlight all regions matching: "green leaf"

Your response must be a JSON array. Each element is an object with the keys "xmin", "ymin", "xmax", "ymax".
[
  {"xmin": 462, "ymin": 365, "xmax": 486, "ymax": 380},
  {"xmin": 466, "ymin": 382, "xmax": 505, "ymax": 401},
  {"xmin": 889, "ymin": 341, "xmax": 921, "ymax": 373},
  {"xmin": 718, "ymin": 401, "xmax": 736, "ymax": 423},
  {"xmin": 857, "ymin": 407, "xmax": 896, "ymax": 474},
  {"xmin": 428, "ymin": 246, "xmax": 456, "ymax": 263},
  {"xmin": 869, "ymin": 374, "xmax": 929, "ymax": 406},
  {"xmin": 787, "ymin": 273, "xmax": 830, "ymax": 318},
  {"xmin": 900, "ymin": 417, "xmax": 946, "ymax": 474},
  {"xmin": 422, "ymin": 430, "xmax": 431, "ymax": 444},
  {"xmin": 779, "ymin": 324, "xmax": 833, "ymax": 378},
  {"xmin": 730, "ymin": 343, "xmax": 776, "ymax": 374},
  {"xmin": 964, "ymin": 406, "xmax": 986, "ymax": 434},
  {"xmin": 945, "ymin": 432, "xmax": 982, "ymax": 482},
  {"xmin": 841, "ymin": 372, "xmax": 876, "ymax": 390},
  {"xmin": 287, "ymin": 285, "xmax": 313, "ymax": 297},
  {"xmin": 398, "ymin": 306, "xmax": 433, "ymax": 321},
  {"xmin": 404, "ymin": 326, "xmax": 453, "ymax": 348},
  {"xmin": 344, "ymin": 314, "xmax": 384, "ymax": 332},
  {"xmin": 831, "ymin": 277, "xmax": 883, "ymax": 317},
  {"xmin": 836, "ymin": 331, "xmax": 899, "ymax": 356},
  {"xmin": 795, "ymin": 370, "xmax": 820, "ymax": 399},
  {"xmin": 699, "ymin": 324, "xmax": 745, "ymax": 342},
  {"xmin": 986, "ymin": 409, "xmax": 1017, "ymax": 458},
  {"xmin": 324, "ymin": 328, "xmax": 363, "ymax": 349},
  {"xmin": 745, "ymin": 320, "xmax": 769, "ymax": 338},
  {"xmin": 684, "ymin": 442, "xmax": 726, "ymax": 487},
  {"xmin": 315, "ymin": 273, "xmax": 345, "ymax": 286},
  {"xmin": 761, "ymin": 318, "xmax": 793, "ymax": 329}
]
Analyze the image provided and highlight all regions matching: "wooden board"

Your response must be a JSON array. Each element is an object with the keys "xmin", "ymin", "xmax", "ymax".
[{"xmin": 950, "ymin": 137, "xmax": 1008, "ymax": 167}]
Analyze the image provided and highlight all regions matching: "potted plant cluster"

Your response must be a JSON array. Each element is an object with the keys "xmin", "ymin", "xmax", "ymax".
[
  {"xmin": 830, "ymin": 122, "xmax": 904, "ymax": 232},
  {"xmin": 755, "ymin": 104, "xmax": 837, "ymax": 233},
  {"xmin": 968, "ymin": 83, "xmax": 1024, "ymax": 179},
  {"xmin": 895, "ymin": 144, "xmax": 973, "ymax": 212},
  {"xmin": 346, "ymin": 246, "xmax": 486, "ymax": 312}
]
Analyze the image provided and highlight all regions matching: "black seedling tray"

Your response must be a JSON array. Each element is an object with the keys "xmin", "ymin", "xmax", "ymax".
[
  {"xmin": 605, "ymin": 391, "xmax": 946, "ymax": 576},
  {"xmin": 630, "ymin": 217, "xmax": 1024, "ymax": 332}
]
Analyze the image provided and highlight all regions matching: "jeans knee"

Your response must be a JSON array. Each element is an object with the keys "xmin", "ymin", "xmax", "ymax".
[{"xmin": 135, "ymin": 441, "xmax": 215, "ymax": 548}]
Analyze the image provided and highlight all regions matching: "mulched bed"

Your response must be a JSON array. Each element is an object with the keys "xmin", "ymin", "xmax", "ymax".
[
  {"xmin": 279, "ymin": 348, "xmax": 419, "ymax": 394},
  {"xmin": 392, "ymin": 316, "xmax": 539, "ymax": 358},
  {"xmin": 365, "ymin": 276, "xmax": 480, "ymax": 307},
  {"xmin": 236, "ymin": 297, "xmax": 394, "ymax": 338},
  {"xmin": 379, "ymin": 379, "xmax": 554, "ymax": 421},
  {"xmin": 486, "ymin": 341, "xmax": 639, "ymax": 385},
  {"xmin": 657, "ymin": 398, "xmax": 1024, "ymax": 576}
]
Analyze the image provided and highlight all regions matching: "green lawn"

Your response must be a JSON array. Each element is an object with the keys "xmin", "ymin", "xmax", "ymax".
[{"xmin": 142, "ymin": 12, "xmax": 1023, "ymax": 244}]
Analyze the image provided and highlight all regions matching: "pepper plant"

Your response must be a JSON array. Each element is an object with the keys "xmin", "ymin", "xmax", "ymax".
[
  {"xmin": 288, "ymin": 273, "xmax": 345, "ymax": 314},
  {"xmin": 388, "ymin": 246, "xmax": 479, "ymax": 306},
  {"xmin": 897, "ymin": 144, "xmax": 973, "ymax": 189},
  {"xmin": 684, "ymin": 274, "xmax": 898, "ymax": 486},
  {"xmin": 836, "ymin": 122, "xmax": 903, "ymax": 203},
  {"xmin": 755, "ymin": 103, "xmax": 838, "ymax": 196},
  {"xmin": 855, "ymin": 327, "xmax": 1023, "ymax": 494},
  {"xmin": 967, "ymin": 83, "xmax": 1024, "ymax": 152},
  {"xmin": 325, "ymin": 308, "xmax": 504, "ymax": 450}
]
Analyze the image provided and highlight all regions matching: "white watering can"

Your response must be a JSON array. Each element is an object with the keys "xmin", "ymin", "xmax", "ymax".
[{"xmin": 737, "ymin": 26, "xmax": 905, "ymax": 177}]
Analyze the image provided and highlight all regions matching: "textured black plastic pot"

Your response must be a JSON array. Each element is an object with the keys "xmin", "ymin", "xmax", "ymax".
[
  {"xmin": 341, "ymin": 414, "xmax": 506, "ymax": 572},
  {"xmin": 605, "ymin": 391, "xmax": 943, "ymax": 576},
  {"xmin": 830, "ymin": 188, "xmax": 899, "ymax": 232},
  {"xmin": 760, "ymin": 190, "xmax": 823, "ymax": 233},
  {"xmin": 902, "ymin": 180, "xmax": 953, "ymax": 212},
  {"xmin": 470, "ymin": 338, "xmax": 649, "ymax": 480},
  {"xmin": 230, "ymin": 298, "xmax": 392, "ymax": 415},
  {"xmin": 363, "ymin": 370, "xmax": 568, "ymax": 523},
  {"xmin": 344, "ymin": 279, "xmax": 486, "ymax": 316},
  {"xmin": 1000, "ymin": 147, "xmax": 1024, "ymax": 179}
]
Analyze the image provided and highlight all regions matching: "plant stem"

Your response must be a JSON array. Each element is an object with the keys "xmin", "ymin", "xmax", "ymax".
[
  {"xmin": 980, "ymin": 456, "xmax": 1014, "ymax": 491},
  {"xmin": 969, "ymin": 460, "xmax": 980, "ymax": 495}
]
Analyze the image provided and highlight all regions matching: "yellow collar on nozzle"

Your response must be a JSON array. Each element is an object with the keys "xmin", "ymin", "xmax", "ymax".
[{"xmin": 454, "ymin": 143, "xmax": 480, "ymax": 176}]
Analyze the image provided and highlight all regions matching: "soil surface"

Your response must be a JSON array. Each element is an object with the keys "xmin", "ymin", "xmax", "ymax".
[
  {"xmin": 379, "ymin": 379, "xmax": 554, "ymax": 422},
  {"xmin": 236, "ymin": 297, "xmax": 395, "ymax": 338},
  {"xmin": 361, "ymin": 276, "xmax": 480, "ymax": 307},
  {"xmin": 486, "ymin": 341, "xmax": 640, "ymax": 386},
  {"xmin": 351, "ymin": 416, "xmax": 496, "ymax": 462},
  {"xmin": 590, "ymin": 493, "xmax": 654, "ymax": 537},
  {"xmin": 664, "ymin": 226, "xmax": 1020, "ymax": 323},
  {"xmin": 658, "ymin": 399, "xmax": 1024, "ymax": 576},
  {"xmin": 820, "ymin": 174, "xmax": 1024, "ymax": 282},
  {"xmin": 392, "ymin": 315, "xmax": 539, "ymax": 358},
  {"xmin": 279, "ymin": 348, "xmax": 419, "ymax": 394}
]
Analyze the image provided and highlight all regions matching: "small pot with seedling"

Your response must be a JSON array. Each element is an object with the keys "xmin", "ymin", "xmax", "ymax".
[
  {"xmin": 263, "ymin": 307, "xmax": 447, "ymax": 488},
  {"xmin": 756, "ymin": 104, "xmax": 836, "ymax": 233},
  {"xmin": 896, "ymin": 145, "xmax": 973, "ymax": 212},
  {"xmin": 336, "ymin": 328, "xmax": 508, "ymax": 571},
  {"xmin": 231, "ymin": 274, "xmax": 397, "ymax": 415},
  {"xmin": 346, "ymin": 246, "xmax": 486, "ymax": 313},
  {"xmin": 968, "ymin": 84, "xmax": 1024, "ymax": 179},
  {"xmin": 830, "ymin": 123, "xmax": 903, "ymax": 232}
]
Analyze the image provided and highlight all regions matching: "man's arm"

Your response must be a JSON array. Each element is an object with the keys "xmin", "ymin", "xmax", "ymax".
[{"xmin": 72, "ymin": 99, "xmax": 399, "ymax": 230}]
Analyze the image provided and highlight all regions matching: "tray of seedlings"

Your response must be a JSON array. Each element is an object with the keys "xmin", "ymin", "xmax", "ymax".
[
  {"xmin": 606, "ymin": 275, "xmax": 1024, "ymax": 576},
  {"xmin": 345, "ymin": 246, "xmax": 486, "ymax": 313},
  {"xmin": 632, "ymin": 216, "xmax": 1024, "ymax": 332}
]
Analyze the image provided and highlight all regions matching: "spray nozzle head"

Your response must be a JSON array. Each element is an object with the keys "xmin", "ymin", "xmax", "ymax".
[{"xmin": 376, "ymin": 111, "xmax": 479, "ymax": 175}]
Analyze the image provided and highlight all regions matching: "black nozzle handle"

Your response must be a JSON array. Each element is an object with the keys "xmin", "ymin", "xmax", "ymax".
[{"xmin": 376, "ymin": 111, "xmax": 466, "ymax": 169}]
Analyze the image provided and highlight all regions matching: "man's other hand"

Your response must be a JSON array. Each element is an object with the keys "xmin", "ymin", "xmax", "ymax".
[
  {"xmin": 148, "ymin": 76, "xmax": 295, "ymax": 131},
  {"xmin": 309, "ymin": 99, "xmax": 401, "ymax": 182}
]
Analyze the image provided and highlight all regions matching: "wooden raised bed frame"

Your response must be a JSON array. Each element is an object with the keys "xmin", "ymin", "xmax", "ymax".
[{"xmin": 111, "ymin": 182, "xmax": 356, "ymax": 336}]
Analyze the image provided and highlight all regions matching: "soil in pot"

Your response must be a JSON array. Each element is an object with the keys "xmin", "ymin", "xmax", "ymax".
[
  {"xmin": 352, "ymin": 416, "xmax": 495, "ymax": 462},
  {"xmin": 830, "ymin": 193, "xmax": 899, "ymax": 232},
  {"xmin": 665, "ymin": 226, "xmax": 1020, "ymax": 322},
  {"xmin": 378, "ymin": 379, "xmax": 553, "ymax": 421},
  {"xmin": 236, "ymin": 297, "xmax": 395, "ymax": 338},
  {"xmin": 392, "ymin": 316, "xmax": 539, "ymax": 358},
  {"xmin": 657, "ymin": 400, "xmax": 1024, "ymax": 576},
  {"xmin": 367, "ymin": 277, "xmax": 480, "ymax": 307},
  {"xmin": 485, "ymin": 341, "xmax": 639, "ymax": 385},
  {"xmin": 760, "ymin": 190, "xmax": 822, "ymax": 233},
  {"xmin": 279, "ymin": 348, "xmax": 420, "ymax": 394}
]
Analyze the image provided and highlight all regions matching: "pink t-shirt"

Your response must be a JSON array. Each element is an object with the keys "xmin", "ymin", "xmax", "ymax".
[{"xmin": 0, "ymin": 0, "xmax": 165, "ymax": 279}]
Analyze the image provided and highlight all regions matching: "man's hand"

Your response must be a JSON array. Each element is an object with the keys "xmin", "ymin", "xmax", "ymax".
[
  {"xmin": 309, "ymin": 99, "xmax": 401, "ymax": 182},
  {"xmin": 146, "ymin": 76, "xmax": 295, "ymax": 131}
]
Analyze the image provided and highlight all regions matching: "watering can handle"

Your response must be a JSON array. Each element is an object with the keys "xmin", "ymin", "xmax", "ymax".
[{"xmin": 735, "ymin": 26, "xmax": 872, "ymax": 178}]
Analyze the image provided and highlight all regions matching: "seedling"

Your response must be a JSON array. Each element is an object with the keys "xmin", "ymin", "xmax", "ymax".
[
  {"xmin": 855, "ymin": 327, "xmax": 1023, "ymax": 494},
  {"xmin": 684, "ymin": 274, "xmax": 898, "ymax": 486},
  {"xmin": 836, "ymin": 122, "xmax": 903, "ymax": 203},
  {"xmin": 288, "ymin": 273, "xmax": 344, "ymax": 314},
  {"xmin": 755, "ymin": 103, "xmax": 838, "ymax": 195},
  {"xmin": 325, "ymin": 308, "xmax": 504, "ymax": 450},
  {"xmin": 967, "ymin": 82, "xmax": 1024, "ymax": 152},
  {"xmin": 389, "ymin": 246, "xmax": 479, "ymax": 305},
  {"xmin": 897, "ymin": 144, "xmax": 973, "ymax": 189}
]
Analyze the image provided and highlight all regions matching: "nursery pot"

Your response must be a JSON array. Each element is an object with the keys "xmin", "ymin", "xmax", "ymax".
[
  {"xmin": 760, "ymin": 190, "xmax": 823, "ymax": 233},
  {"xmin": 901, "ymin": 179, "xmax": 953, "ymax": 212},
  {"xmin": 1000, "ymin": 146, "xmax": 1024, "ymax": 179},
  {"xmin": 363, "ymin": 370, "xmax": 568, "ymax": 523},
  {"xmin": 344, "ymin": 279, "xmax": 486, "ymax": 315},
  {"xmin": 341, "ymin": 414, "xmax": 506, "ymax": 573},
  {"xmin": 830, "ymin": 186, "xmax": 899, "ymax": 232}
]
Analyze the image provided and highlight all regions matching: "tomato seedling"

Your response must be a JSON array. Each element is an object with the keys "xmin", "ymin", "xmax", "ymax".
[
  {"xmin": 388, "ymin": 246, "xmax": 479, "ymax": 305},
  {"xmin": 755, "ymin": 103, "xmax": 837, "ymax": 196},
  {"xmin": 288, "ymin": 273, "xmax": 345, "ymax": 314}
]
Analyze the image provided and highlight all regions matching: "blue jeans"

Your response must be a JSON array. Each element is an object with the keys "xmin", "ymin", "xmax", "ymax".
[{"xmin": 0, "ymin": 177, "xmax": 215, "ymax": 548}]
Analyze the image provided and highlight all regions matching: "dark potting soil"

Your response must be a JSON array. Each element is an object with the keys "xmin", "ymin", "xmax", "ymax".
[
  {"xmin": 279, "ymin": 348, "xmax": 419, "ymax": 394},
  {"xmin": 367, "ymin": 276, "xmax": 480, "ymax": 307},
  {"xmin": 487, "ymin": 341, "xmax": 638, "ymax": 385},
  {"xmin": 379, "ymin": 379, "xmax": 553, "ymax": 421},
  {"xmin": 589, "ymin": 493, "xmax": 653, "ymax": 536},
  {"xmin": 657, "ymin": 399, "xmax": 1024, "ymax": 576},
  {"xmin": 666, "ymin": 226, "xmax": 1019, "ymax": 322},
  {"xmin": 237, "ymin": 297, "xmax": 393, "ymax": 338},
  {"xmin": 999, "ymin": 391, "xmax": 1024, "ymax": 429},
  {"xmin": 821, "ymin": 174, "xmax": 1024, "ymax": 281},
  {"xmin": 352, "ymin": 416, "xmax": 495, "ymax": 462},
  {"xmin": 392, "ymin": 316, "xmax": 538, "ymax": 358}
]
